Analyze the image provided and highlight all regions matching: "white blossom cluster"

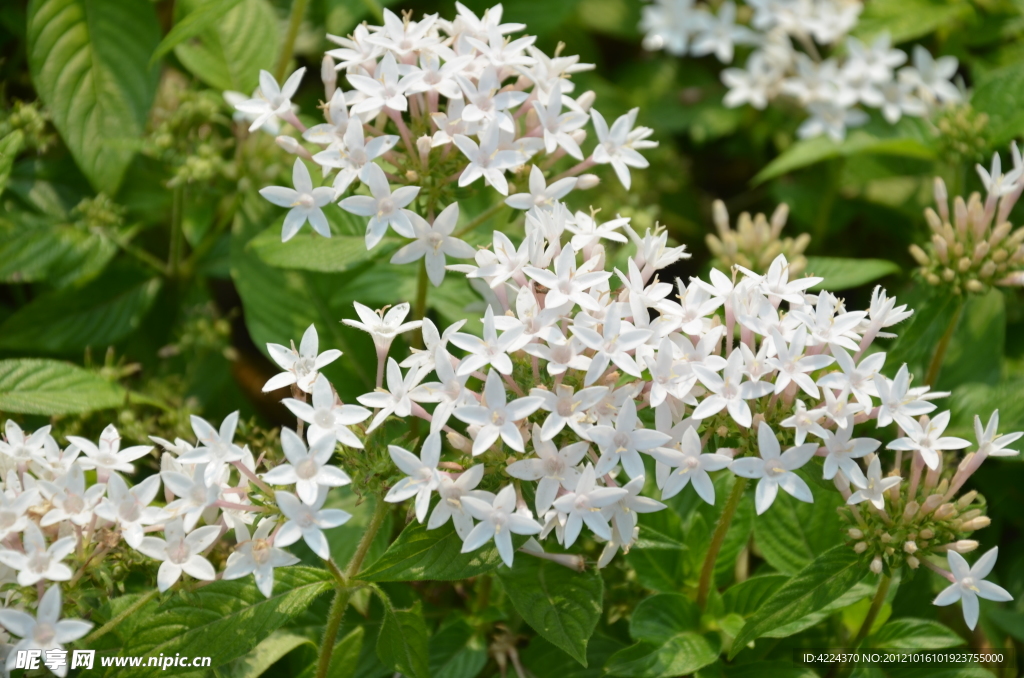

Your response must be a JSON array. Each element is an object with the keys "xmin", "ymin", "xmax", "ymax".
[
  {"xmin": 639, "ymin": 0, "xmax": 962, "ymax": 140},
  {"xmin": 234, "ymin": 2, "xmax": 656, "ymax": 266}
]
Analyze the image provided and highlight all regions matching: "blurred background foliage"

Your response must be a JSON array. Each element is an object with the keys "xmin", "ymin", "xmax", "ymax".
[{"xmin": 1, "ymin": 0, "xmax": 1024, "ymax": 674}]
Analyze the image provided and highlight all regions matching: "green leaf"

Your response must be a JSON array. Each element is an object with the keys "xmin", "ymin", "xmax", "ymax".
[
  {"xmin": 173, "ymin": 0, "xmax": 278, "ymax": 93},
  {"xmin": 0, "ymin": 215, "xmax": 117, "ymax": 286},
  {"xmin": 27, "ymin": 0, "xmax": 160, "ymax": 193},
  {"xmin": 221, "ymin": 631, "xmax": 313, "ymax": 678},
  {"xmin": 805, "ymin": 257, "xmax": 900, "ymax": 292},
  {"xmin": 867, "ymin": 618, "xmax": 965, "ymax": 650},
  {"xmin": 948, "ymin": 378, "xmax": 1024, "ymax": 442},
  {"xmin": 936, "ymin": 288, "xmax": 1005, "ymax": 391},
  {"xmin": 327, "ymin": 626, "xmax": 365, "ymax": 678},
  {"xmin": 359, "ymin": 521, "xmax": 526, "ymax": 582},
  {"xmin": 603, "ymin": 633, "xmax": 720, "ymax": 678},
  {"xmin": 630, "ymin": 594, "xmax": 701, "ymax": 642},
  {"xmin": 627, "ymin": 510, "xmax": 687, "ymax": 592},
  {"xmin": 765, "ymin": 581, "xmax": 875, "ymax": 639},
  {"xmin": 0, "ymin": 130, "xmax": 24, "ymax": 197},
  {"xmin": 722, "ymin": 574, "xmax": 791, "ymax": 618},
  {"xmin": 496, "ymin": 556, "xmax": 603, "ymax": 667},
  {"xmin": 729, "ymin": 546, "xmax": 868, "ymax": 658},
  {"xmin": 724, "ymin": 661, "xmax": 819, "ymax": 678},
  {"xmin": 151, "ymin": 0, "xmax": 244, "ymax": 66},
  {"xmin": 752, "ymin": 470, "xmax": 844, "ymax": 575},
  {"xmin": 376, "ymin": 599, "xmax": 430, "ymax": 678},
  {"xmin": 886, "ymin": 292, "xmax": 963, "ymax": 379},
  {"xmin": 0, "ymin": 358, "xmax": 127, "ymax": 415},
  {"xmin": 973, "ymin": 62, "xmax": 1024, "ymax": 146},
  {"xmin": 114, "ymin": 567, "xmax": 332, "ymax": 677},
  {"xmin": 249, "ymin": 227, "xmax": 396, "ymax": 274},
  {"xmin": 428, "ymin": 618, "xmax": 487, "ymax": 678},
  {"xmin": 852, "ymin": 0, "xmax": 971, "ymax": 43},
  {"xmin": 0, "ymin": 264, "xmax": 161, "ymax": 353}
]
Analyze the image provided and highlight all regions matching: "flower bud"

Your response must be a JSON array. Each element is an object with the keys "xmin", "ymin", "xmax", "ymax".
[
  {"xmin": 903, "ymin": 501, "xmax": 920, "ymax": 521},
  {"xmin": 276, "ymin": 135, "xmax": 301, "ymax": 154},
  {"xmin": 854, "ymin": 541, "xmax": 868, "ymax": 553},
  {"xmin": 880, "ymin": 532, "xmax": 893, "ymax": 543},
  {"xmin": 957, "ymin": 490, "xmax": 977, "ymax": 508},
  {"xmin": 576, "ymin": 90, "xmax": 596, "ymax": 111},
  {"xmin": 961, "ymin": 516, "xmax": 991, "ymax": 531},
  {"xmin": 903, "ymin": 541, "xmax": 918, "ymax": 554},
  {"xmin": 920, "ymin": 528, "xmax": 935, "ymax": 539},
  {"xmin": 910, "ymin": 244, "xmax": 931, "ymax": 266},
  {"xmin": 576, "ymin": 173, "xmax": 600, "ymax": 190},
  {"xmin": 848, "ymin": 528, "xmax": 864, "ymax": 540},
  {"xmin": 907, "ymin": 556, "xmax": 920, "ymax": 569},
  {"xmin": 920, "ymin": 494, "xmax": 943, "ymax": 515},
  {"xmin": 965, "ymin": 279, "xmax": 985, "ymax": 293},
  {"xmin": 571, "ymin": 129, "xmax": 587, "ymax": 145},
  {"xmin": 934, "ymin": 503, "xmax": 957, "ymax": 520},
  {"xmin": 417, "ymin": 135, "xmax": 433, "ymax": 158},
  {"xmin": 954, "ymin": 539, "xmax": 979, "ymax": 553},
  {"xmin": 870, "ymin": 557, "xmax": 883, "ymax": 574},
  {"xmin": 446, "ymin": 430, "xmax": 472, "ymax": 453},
  {"xmin": 322, "ymin": 55, "xmax": 337, "ymax": 99}
]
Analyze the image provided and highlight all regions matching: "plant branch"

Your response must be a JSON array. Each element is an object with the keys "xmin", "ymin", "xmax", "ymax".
[
  {"xmin": 275, "ymin": 0, "xmax": 310, "ymax": 82},
  {"xmin": 924, "ymin": 302, "xmax": 963, "ymax": 387},
  {"xmin": 81, "ymin": 589, "xmax": 159, "ymax": 645},
  {"xmin": 697, "ymin": 476, "xmax": 748, "ymax": 609},
  {"xmin": 453, "ymin": 201, "xmax": 509, "ymax": 238},
  {"xmin": 850, "ymin": 573, "xmax": 891, "ymax": 649}
]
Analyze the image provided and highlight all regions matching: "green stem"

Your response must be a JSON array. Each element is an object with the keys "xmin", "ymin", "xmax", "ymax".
[
  {"xmin": 169, "ymin": 186, "xmax": 183, "ymax": 277},
  {"xmin": 851, "ymin": 574, "xmax": 891, "ymax": 649},
  {"xmin": 453, "ymin": 201, "xmax": 508, "ymax": 239},
  {"xmin": 275, "ymin": 0, "xmax": 310, "ymax": 82},
  {"xmin": 413, "ymin": 259, "xmax": 429, "ymax": 328},
  {"xmin": 697, "ymin": 476, "xmax": 748, "ymax": 609},
  {"xmin": 924, "ymin": 302, "xmax": 963, "ymax": 387},
  {"xmin": 813, "ymin": 158, "xmax": 843, "ymax": 242},
  {"xmin": 315, "ymin": 499, "xmax": 389, "ymax": 678},
  {"xmin": 81, "ymin": 589, "xmax": 159, "ymax": 645}
]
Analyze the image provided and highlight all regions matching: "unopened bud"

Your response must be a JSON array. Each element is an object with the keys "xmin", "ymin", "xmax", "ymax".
[
  {"xmin": 959, "ymin": 509, "xmax": 981, "ymax": 521},
  {"xmin": 446, "ymin": 430, "xmax": 472, "ymax": 453},
  {"xmin": 934, "ymin": 503, "xmax": 957, "ymax": 520},
  {"xmin": 903, "ymin": 501, "xmax": 920, "ymax": 521},
  {"xmin": 920, "ymin": 528, "xmax": 935, "ymax": 539},
  {"xmin": 958, "ymin": 257, "xmax": 972, "ymax": 272},
  {"xmin": 570, "ymin": 129, "xmax": 587, "ymax": 144},
  {"xmin": 576, "ymin": 173, "xmax": 600, "ymax": 190},
  {"xmin": 953, "ymin": 539, "xmax": 979, "ymax": 553},
  {"xmin": 957, "ymin": 490, "xmax": 977, "ymax": 508},
  {"xmin": 870, "ymin": 557, "xmax": 883, "ymax": 574},
  {"xmin": 854, "ymin": 541, "xmax": 868, "ymax": 553},
  {"xmin": 322, "ymin": 55, "xmax": 337, "ymax": 99},
  {"xmin": 276, "ymin": 135, "xmax": 301, "ymax": 154},
  {"xmin": 961, "ymin": 516, "xmax": 991, "ymax": 531},
  {"xmin": 880, "ymin": 532, "xmax": 893, "ymax": 543},
  {"xmin": 907, "ymin": 556, "xmax": 920, "ymax": 569},
  {"xmin": 920, "ymin": 494, "xmax": 943, "ymax": 515},
  {"xmin": 909, "ymin": 244, "xmax": 930, "ymax": 266},
  {"xmin": 417, "ymin": 135, "xmax": 432, "ymax": 157},
  {"xmin": 903, "ymin": 541, "xmax": 918, "ymax": 554},
  {"xmin": 576, "ymin": 90, "xmax": 596, "ymax": 112},
  {"xmin": 848, "ymin": 528, "xmax": 863, "ymax": 540}
]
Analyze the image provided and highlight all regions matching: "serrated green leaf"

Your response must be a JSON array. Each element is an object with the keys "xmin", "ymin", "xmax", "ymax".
[
  {"xmin": 886, "ymin": 292, "xmax": 963, "ymax": 379},
  {"xmin": 603, "ymin": 633, "xmax": 720, "ymax": 678},
  {"xmin": 722, "ymin": 574, "xmax": 791, "ymax": 618},
  {"xmin": 752, "ymin": 470, "xmax": 843, "ymax": 575},
  {"xmin": 327, "ymin": 626, "xmax": 364, "ymax": 678},
  {"xmin": 428, "ymin": 618, "xmax": 487, "ymax": 678},
  {"xmin": 729, "ymin": 546, "xmax": 868, "ymax": 658},
  {"xmin": 174, "ymin": 0, "xmax": 278, "ymax": 93},
  {"xmin": 249, "ymin": 223, "xmax": 396, "ymax": 274},
  {"xmin": 805, "ymin": 257, "xmax": 901, "ymax": 292},
  {"xmin": 151, "ymin": 0, "xmax": 245, "ymax": 66},
  {"xmin": 0, "ymin": 130, "xmax": 24, "ymax": 197},
  {"xmin": 867, "ymin": 618, "xmax": 965, "ymax": 650},
  {"xmin": 359, "ymin": 520, "xmax": 526, "ymax": 582},
  {"xmin": 0, "ymin": 358, "xmax": 127, "ymax": 415},
  {"xmin": 0, "ymin": 215, "xmax": 117, "ymax": 286},
  {"xmin": 724, "ymin": 661, "xmax": 818, "ymax": 678},
  {"xmin": 27, "ymin": 0, "xmax": 159, "ymax": 193},
  {"xmin": 221, "ymin": 631, "xmax": 313, "ymax": 678},
  {"xmin": 496, "ymin": 556, "xmax": 603, "ymax": 667},
  {"xmin": 0, "ymin": 264, "xmax": 161, "ymax": 353},
  {"xmin": 113, "ymin": 567, "xmax": 332, "ymax": 678},
  {"xmin": 852, "ymin": 0, "xmax": 971, "ymax": 43},
  {"xmin": 973, "ymin": 62, "xmax": 1024, "ymax": 146},
  {"xmin": 629, "ymin": 594, "xmax": 700, "ymax": 643},
  {"xmin": 376, "ymin": 599, "xmax": 429, "ymax": 678}
]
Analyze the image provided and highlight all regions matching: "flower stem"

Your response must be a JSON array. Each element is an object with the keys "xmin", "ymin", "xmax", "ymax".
[
  {"xmin": 81, "ymin": 588, "xmax": 159, "ymax": 645},
  {"xmin": 453, "ymin": 201, "xmax": 509, "ymax": 238},
  {"xmin": 413, "ymin": 259, "xmax": 429, "ymax": 333},
  {"xmin": 315, "ymin": 498, "xmax": 389, "ymax": 678},
  {"xmin": 697, "ymin": 476, "xmax": 748, "ymax": 609},
  {"xmin": 275, "ymin": 0, "xmax": 310, "ymax": 82},
  {"xmin": 850, "ymin": 573, "xmax": 892, "ymax": 649},
  {"xmin": 924, "ymin": 302, "xmax": 963, "ymax": 387}
]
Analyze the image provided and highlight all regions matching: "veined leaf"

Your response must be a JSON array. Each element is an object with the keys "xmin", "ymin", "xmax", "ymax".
[
  {"xmin": 886, "ymin": 292, "xmax": 963, "ymax": 379},
  {"xmin": 722, "ymin": 574, "xmax": 791, "ymax": 618},
  {"xmin": 247, "ymin": 210, "xmax": 397, "ymax": 274},
  {"xmin": 0, "ymin": 215, "xmax": 117, "ymax": 287},
  {"xmin": 220, "ymin": 631, "xmax": 313, "ymax": 678},
  {"xmin": 0, "ymin": 130, "xmax": 24, "ymax": 197},
  {"xmin": 376, "ymin": 598, "xmax": 429, "ymax": 678},
  {"xmin": 496, "ymin": 556, "xmax": 603, "ymax": 667},
  {"xmin": 428, "ymin": 618, "xmax": 487, "ymax": 678},
  {"xmin": 603, "ymin": 633, "xmax": 720, "ymax": 678},
  {"xmin": 729, "ymin": 546, "xmax": 868, "ymax": 658},
  {"xmin": 852, "ymin": 0, "xmax": 970, "ymax": 43},
  {"xmin": 973, "ymin": 62, "xmax": 1024, "ymax": 147},
  {"xmin": 805, "ymin": 256, "xmax": 900, "ymax": 292},
  {"xmin": 151, "ymin": 0, "xmax": 245, "ymax": 66},
  {"xmin": 27, "ymin": 0, "xmax": 160, "ymax": 193},
  {"xmin": 630, "ymin": 593, "xmax": 700, "ymax": 642},
  {"xmin": 0, "ymin": 358, "xmax": 126, "ymax": 415},
  {"xmin": 867, "ymin": 618, "xmax": 965, "ymax": 650},
  {"xmin": 752, "ymin": 470, "xmax": 843, "ymax": 575},
  {"xmin": 113, "ymin": 567, "xmax": 332, "ymax": 678}
]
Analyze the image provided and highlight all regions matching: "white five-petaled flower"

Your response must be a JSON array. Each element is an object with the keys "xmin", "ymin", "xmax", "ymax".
[
  {"xmin": 553, "ymin": 464, "xmax": 628, "ymax": 547},
  {"xmin": 933, "ymin": 547, "xmax": 1013, "ymax": 630},
  {"xmin": 505, "ymin": 165, "xmax": 578, "ymax": 211},
  {"xmin": 873, "ymin": 363, "xmax": 937, "ymax": 430},
  {"xmin": 780, "ymin": 399, "xmax": 829, "ymax": 445},
  {"xmin": 846, "ymin": 456, "xmax": 901, "ymax": 510},
  {"xmin": 313, "ymin": 122, "xmax": 398, "ymax": 198},
  {"xmin": 263, "ymin": 324, "xmax": 342, "ymax": 394},
  {"xmin": 385, "ymin": 433, "xmax": 442, "ymax": 522},
  {"xmin": 886, "ymin": 411, "xmax": 970, "ymax": 471},
  {"xmin": 275, "ymin": 488, "xmax": 351, "ymax": 560},
  {"xmin": 39, "ymin": 465, "xmax": 105, "ymax": 528},
  {"xmin": 179, "ymin": 412, "xmax": 247, "ymax": 483},
  {"xmin": 532, "ymin": 384, "xmax": 607, "ymax": 440},
  {"xmin": 261, "ymin": 158, "xmax": 334, "ymax": 242},
  {"xmin": 591, "ymin": 107, "xmax": 652, "ymax": 189},
  {"xmin": 450, "ymin": 306, "xmax": 525, "ymax": 377},
  {"xmin": 507, "ymin": 425, "xmax": 590, "ymax": 514},
  {"xmin": 587, "ymin": 398, "xmax": 671, "ymax": 479},
  {"xmin": 604, "ymin": 475, "xmax": 666, "ymax": 546},
  {"xmin": 571, "ymin": 306, "xmax": 652, "ymax": 386},
  {"xmin": 692, "ymin": 349, "xmax": 774, "ymax": 428},
  {"xmin": 162, "ymin": 462, "xmax": 223, "ymax": 532},
  {"xmin": 235, "ymin": 68, "xmax": 305, "ymax": 132},
  {"xmin": 0, "ymin": 585, "xmax": 91, "ymax": 678},
  {"xmin": 347, "ymin": 51, "xmax": 423, "ymax": 116},
  {"xmin": 390, "ymin": 202, "xmax": 476, "ymax": 286},
  {"xmin": 339, "ymin": 163, "xmax": 420, "ymax": 249},
  {"xmin": 343, "ymin": 301, "xmax": 423, "ymax": 359},
  {"xmin": 731, "ymin": 423, "xmax": 817, "ymax": 515},
  {"xmin": 461, "ymin": 485, "xmax": 542, "ymax": 567},
  {"xmin": 94, "ymin": 474, "xmax": 165, "ymax": 548},
  {"xmin": 356, "ymin": 358, "xmax": 429, "ymax": 431},
  {"xmin": 429, "ymin": 464, "xmax": 487, "ymax": 539},
  {"xmin": 0, "ymin": 421, "xmax": 51, "ymax": 463},
  {"xmin": 649, "ymin": 425, "xmax": 731, "ymax": 503},
  {"xmin": 820, "ymin": 423, "xmax": 880, "ymax": 487},
  {"xmin": 0, "ymin": 488, "xmax": 38, "ymax": 541},
  {"xmin": 223, "ymin": 519, "xmax": 300, "ymax": 598},
  {"xmin": 67, "ymin": 424, "xmax": 152, "ymax": 480},
  {"xmin": 973, "ymin": 410, "xmax": 1021, "ymax": 460},
  {"xmin": 283, "ymin": 374, "xmax": 371, "ymax": 448},
  {"xmin": 454, "ymin": 123, "xmax": 525, "ymax": 195},
  {"xmin": 136, "ymin": 518, "xmax": 220, "ymax": 592},
  {"xmin": 817, "ymin": 346, "xmax": 884, "ymax": 410},
  {"xmin": 532, "ymin": 88, "xmax": 588, "ymax": 159},
  {"xmin": 262, "ymin": 428, "xmax": 351, "ymax": 505},
  {"xmin": 525, "ymin": 244, "xmax": 613, "ymax": 312},
  {"xmin": 453, "ymin": 370, "xmax": 543, "ymax": 455},
  {"xmin": 767, "ymin": 327, "xmax": 834, "ymax": 398},
  {"xmin": 0, "ymin": 521, "xmax": 74, "ymax": 586}
]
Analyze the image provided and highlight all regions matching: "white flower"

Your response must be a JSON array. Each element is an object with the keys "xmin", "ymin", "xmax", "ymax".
[
  {"xmin": 401, "ymin": 318, "xmax": 466, "ymax": 372},
  {"xmin": 587, "ymin": 398, "xmax": 670, "ymax": 479},
  {"xmin": 820, "ymin": 423, "xmax": 879, "ymax": 486},
  {"xmin": 934, "ymin": 547, "xmax": 1013, "ymax": 630},
  {"xmin": 302, "ymin": 89, "xmax": 349, "ymax": 148},
  {"xmin": 976, "ymin": 151, "xmax": 1022, "ymax": 199},
  {"xmin": 457, "ymin": 67, "xmax": 528, "ymax": 132},
  {"xmin": 648, "ymin": 425, "xmax": 730, "ymax": 503},
  {"xmin": 343, "ymin": 301, "xmax": 422, "ymax": 359},
  {"xmin": 866, "ymin": 286, "xmax": 913, "ymax": 338},
  {"xmin": 452, "ymin": 370, "xmax": 543, "ymax": 455},
  {"xmin": 532, "ymin": 88, "xmax": 588, "ymax": 159},
  {"xmin": 887, "ymin": 411, "xmax": 970, "ymax": 470},
  {"xmin": 234, "ymin": 68, "xmax": 305, "ymax": 132},
  {"xmin": 450, "ymin": 306, "xmax": 525, "ymax": 377},
  {"xmin": 899, "ymin": 45, "xmax": 960, "ymax": 104},
  {"xmin": 0, "ymin": 521, "xmax": 74, "ymax": 586},
  {"xmin": 873, "ymin": 364, "xmax": 937, "ymax": 429},
  {"xmin": 39, "ymin": 465, "xmax": 105, "ymax": 528},
  {"xmin": 263, "ymin": 324, "xmax": 342, "ymax": 393},
  {"xmin": 0, "ymin": 421, "xmax": 52, "ymax": 464},
  {"xmin": 525, "ymin": 244, "xmax": 612, "ymax": 312},
  {"xmin": 722, "ymin": 51, "xmax": 777, "ymax": 110},
  {"xmin": 356, "ymin": 358, "xmax": 429, "ymax": 431},
  {"xmin": 553, "ymin": 464, "xmax": 628, "ymax": 547},
  {"xmin": 223, "ymin": 519, "xmax": 300, "ymax": 598},
  {"xmin": 604, "ymin": 475, "xmax": 666, "ymax": 546},
  {"xmin": 407, "ymin": 52, "xmax": 471, "ymax": 99},
  {"xmin": 822, "ymin": 387, "xmax": 865, "ymax": 429},
  {"xmin": 690, "ymin": 2, "xmax": 755, "ymax": 63},
  {"xmin": 767, "ymin": 327, "xmax": 834, "ymax": 398},
  {"xmin": 347, "ymin": 51, "xmax": 423, "ymax": 116},
  {"xmin": 283, "ymin": 374, "xmax": 370, "ymax": 448},
  {"xmin": 507, "ymin": 425, "xmax": 589, "ymax": 514},
  {"xmin": 275, "ymin": 489, "xmax": 351, "ymax": 560},
  {"xmin": 974, "ymin": 410, "xmax": 1021, "ymax": 459},
  {"xmin": 136, "ymin": 518, "xmax": 220, "ymax": 592},
  {"xmin": 67, "ymin": 424, "xmax": 151, "ymax": 479},
  {"xmin": 843, "ymin": 33, "xmax": 906, "ymax": 84},
  {"xmin": 260, "ymin": 159, "xmax": 334, "ymax": 242},
  {"xmin": 506, "ymin": 165, "xmax": 578, "ymax": 211},
  {"xmin": 454, "ymin": 123, "xmax": 524, "ymax": 195},
  {"xmin": 162, "ymin": 462, "xmax": 223, "ymax": 532},
  {"xmin": 846, "ymin": 456, "xmax": 900, "ymax": 510},
  {"xmin": 797, "ymin": 102, "xmax": 869, "ymax": 142},
  {"xmin": 179, "ymin": 412, "xmax": 246, "ymax": 483},
  {"xmin": 385, "ymin": 434, "xmax": 442, "ymax": 522},
  {"xmin": 415, "ymin": 348, "xmax": 473, "ymax": 434},
  {"xmin": 731, "ymin": 423, "xmax": 817, "ymax": 515},
  {"xmin": 532, "ymin": 384, "xmax": 607, "ymax": 440},
  {"xmin": 571, "ymin": 306, "xmax": 652, "ymax": 385},
  {"xmin": 313, "ymin": 122, "xmax": 398, "ymax": 198},
  {"xmin": 591, "ymin": 108, "xmax": 651, "ymax": 189},
  {"xmin": 429, "ymin": 464, "xmax": 486, "ymax": 538},
  {"xmin": 339, "ymin": 163, "xmax": 420, "ymax": 249},
  {"xmin": 94, "ymin": 474, "xmax": 165, "ymax": 548},
  {"xmin": 0, "ymin": 585, "xmax": 91, "ymax": 678},
  {"xmin": 366, "ymin": 8, "xmax": 440, "ymax": 56},
  {"xmin": 692, "ymin": 349, "xmax": 774, "ymax": 428},
  {"xmin": 566, "ymin": 211, "xmax": 630, "ymax": 251},
  {"xmin": 816, "ymin": 346, "xmax": 884, "ymax": 409},
  {"xmin": 0, "ymin": 488, "xmax": 39, "ymax": 540},
  {"xmin": 262, "ymin": 428, "xmax": 351, "ymax": 505},
  {"xmin": 390, "ymin": 202, "xmax": 476, "ymax": 286},
  {"xmin": 461, "ymin": 485, "xmax": 542, "ymax": 567}
]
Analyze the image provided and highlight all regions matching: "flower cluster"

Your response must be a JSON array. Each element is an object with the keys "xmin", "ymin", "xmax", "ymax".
[
  {"xmin": 910, "ymin": 145, "xmax": 1024, "ymax": 294},
  {"xmin": 706, "ymin": 199, "xmax": 808, "ymax": 276},
  {"xmin": 238, "ymin": 2, "xmax": 656, "ymax": 274},
  {"xmin": 640, "ymin": 0, "xmax": 961, "ymax": 140}
]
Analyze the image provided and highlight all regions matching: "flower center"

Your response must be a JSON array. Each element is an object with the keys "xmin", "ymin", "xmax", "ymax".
[
  {"xmin": 168, "ymin": 540, "xmax": 191, "ymax": 565},
  {"xmin": 314, "ymin": 410, "xmax": 335, "ymax": 429},
  {"xmin": 491, "ymin": 410, "xmax": 506, "ymax": 426},
  {"xmin": 252, "ymin": 539, "xmax": 272, "ymax": 565},
  {"xmin": 613, "ymin": 432, "xmax": 632, "ymax": 453},
  {"xmin": 377, "ymin": 197, "xmax": 396, "ymax": 217},
  {"xmin": 293, "ymin": 357, "xmax": 315, "ymax": 378},
  {"xmin": 427, "ymin": 232, "xmax": 445, "ymax": 252},
  {"xmin": 296, "ymin": 193, "xmax": 315, "ymax": 209},
  {"xmin": 557, "ymin": 399, "xmax": 576, "ymax": 417},
  {"xmin": 764, "ymin": 459, "xmax": 786, "ymax": 477},
  {"xmin": 296, "ymin": 458, "xmax": 320, "ymax": 480},
  {"xmin": 33, "ymin": 623, "xmax": 56, "ymax": 647}
]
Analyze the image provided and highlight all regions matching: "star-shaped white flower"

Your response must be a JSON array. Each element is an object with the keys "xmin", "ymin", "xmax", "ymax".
[
  {"xmin": 934, "ymin": 547, "xmax": 1013, "ymax": 630},
  {"xmin": 339, "ymin": 163, "xmax": 420, "ymax": 249},
  {"xmin": 454, "ymin": 123, "xmax": 525, "ymax": 196},
  {"xmin": 263, "ymin": 324, "xmax": 342, "ymax": 394},
  {"xmin": 817, "ymin": 346, "xmax": 884, "ymax": 410},
  {"xmin": 603, "ymin": 475, "xmax": 666, "ymax": 546},
  {"xmin": 731, "ymin": 423, "xmax": 817, "ymax": 515},
  {"xmin": 262, "ymin": 428, "xmax": 351, "ymax": 504},
  {"xmin": 275, "ymin": 488, "xmax": 351, "ymax": 560},
  {"xmin": 692, "ymin": 349, "xmax": 774, "ymax": 428},
  {"xmin": 312, "ymin": 122, "xmax": 398, "ymax": 198},
  {"xmin": 343, "ymin": 301, "xmax": 422, "ymax": 360},
  {"xmin": 525, "ymin": 242, "xmax": 612, "ymax": 312},
  {"xmin": 532, "ymin": 384, "xmax": 607, "ymax": 441},
  {"xmin": 591, "ymin": 107, "xmax": 652, "ymax": 189},
  {"xmin": 178, "ymin": 412, "xmax": 247, "ymax": 483},
  {"xmin": 429, "ymin": 464, "xmax": 486, "ymax": 539},
  {"xmin": 0, "ymin": 420, "xmax": 52, "ymax": 464},
  {"xmin": 0, "ymin": 585, "xmax": 91, "ymax": 678},
  {"xmin": 571, "ymin": 306, "xmax": 652, "ymax": 386},
  {"xmin": 234, "ymin": 68, "xmax": 305, "ymax": 132},
  {"xmin": 532, "ymin": 88, "xmax": 588, "ymax": 159},
  {"xmin": 587, "ymin": 398, "xmax": 670, "ymax": 479},
  {"xmin": 283, "ymin": 374, "xmax": 370, "ymax": 448},
  {"xmin": 356, "ymin": 357, "xmax": 429, "ymax": 431},
  {"xmin": 873, "ymin": 364, "xmax": 938, "ymax": 430},
  {"xmin": 974, "ymin": 410, "xmax": 1021, "ymax": 459},
  {"xmin": 507, "ymin": 425, "xmax": 590, "ymax": 514},
  {"xmin": 67, "ymin": 424, "xmax": 151, "ymax": 480},
  {"xmin": 846, "ymin": 456, "xmax": 901, "ymax": 510},
  {"xmin": 260, "ymin": 158, "xmax": 334, "ymax": 242},
  {"xmin": 163, "ymin": 461, "xmax": 223, "ymax": 532},
  {"xmin": 223, "ymin": 519, "xmax": 300, "ymax": 598},
  {"xmin": 390, "ymin": 201, "xmax": 475, "ymax": 286},
  {"xmin": 39, "ymin": 465, "xmax": 104, "ymax": 528},
  {"xmin": 384, "ymin": 433, "xmax": 442, "ymax": 523},
  {"xmin": 461, "ymin": 485, "xmax": 543, "ymax": 567},
  {"xmin": 0, "ymin": 520, "xmax": 74, "ymax": 586},
  {"xmin": 886, "ymin": 411, "xmax": 969, "ymax": 471},
  {"xmin": 450, "ymin": 306, "xmax": 525, "ymax": 377},
  {"xmin": 136, "ymin": 518, "xmax": 220, "ymax": 592},
  {"xmin": 452, "ymin": 370, "xmax": 543, "ymax": 455},
  {"xmin": 94, "ymin": 473, "xmax": 165, "ymax": 548},
  {"xmin": 648, "ymin": 425, "xmax": 731, "ymax": 503},
  {"xmin": 820, "ymin": 423, "xmax": 880, "ymax": 486},
  {"xmin": 505, "ymin": 165, "xmax": 578, "ymax": 211},
  {"xmin": 347, "ymin": 51, "xmax": 423, "ymax": 116},
  {"xmin": 553, "ymin": 463, "xmax": 628, "ymax": 547}
]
